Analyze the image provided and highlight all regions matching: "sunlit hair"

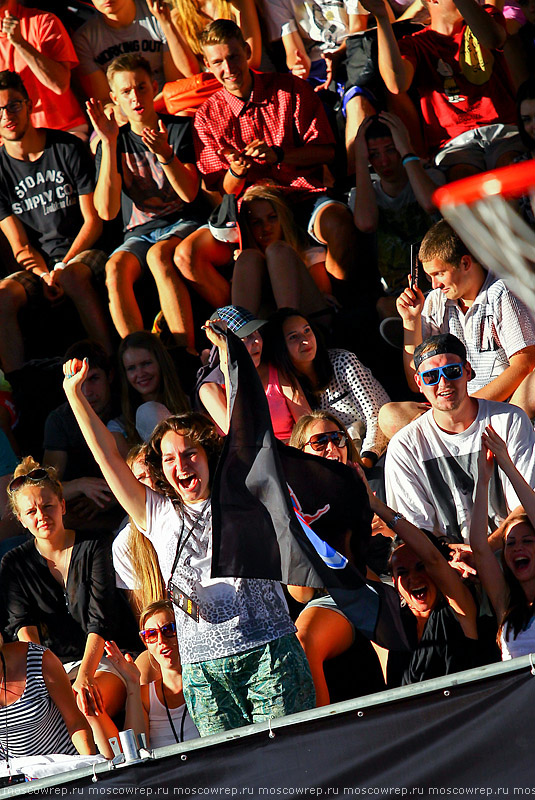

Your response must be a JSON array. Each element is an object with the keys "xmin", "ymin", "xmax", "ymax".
[
  {"xmin": 262, "ymin": 308, "xmax": 333, "ymax": 398},
  {"xmin": 117, "ymin": 332, "xmax": 190, "ymax": 445},
  {"xmin": 517, "ymin": 79, "xmax": 535, "ymax": 151},
  {"xmin": 499, "ymin": 510, "xmax": 535, "ymax": 644},
  {"xmin": 289, "ymin": 410, "xmax": 361, "ymax": 463},
  {"xmin": 147, "ymin": 413, "xmax": 222, "ymax": 500},
  {"xmin": 170, "ymin": 2, "xmax": 233, "ymax": 58},
  {"xmin": 139, "ymin": 600, "xmax": 175, "ymax": 634},
  {"xmin": 8, "ymin": 456, "xmax": 63, "ymax": 516},
  {"xmin": 240, "ymin": 185, "xmax": 307, "ymax": 255},
  {"xmin": 106, "ymin": 54, "xmax": 153, "ymax": 86},
  {"xmin": 418, "ymin": 219, "xmax": 472, "ymax": 268},
  {"xmin": 199, "ymin": 18, "xmax": 247, "ymax": 50},
  {"xmin": 125, "ymin": 445, "xmax": 165, "ymax": 616}
]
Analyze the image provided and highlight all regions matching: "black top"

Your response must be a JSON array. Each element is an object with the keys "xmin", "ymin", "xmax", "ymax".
[
  {"xmin": 387, "ymin": 598, "xmax": 479, "ymax": 687},
  {"xmin": 0, "ymin": 531, "xmax": 138, "ymax": 661},
  {"xmin": 0, "ymin": 129, "xmax": 95, "ymax": 260},
  {"xmin": 44, "ymin": 402, "xmax": 108, "ymax": 482}
]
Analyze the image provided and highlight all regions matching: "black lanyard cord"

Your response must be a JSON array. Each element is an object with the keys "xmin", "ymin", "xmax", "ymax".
[{"xmin": 160, "ymin": 682, "xmax": 187, "ymax": 744}]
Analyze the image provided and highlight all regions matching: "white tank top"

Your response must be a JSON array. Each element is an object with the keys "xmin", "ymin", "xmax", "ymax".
[
  {"xmin": 500, "ymin": 614, "xmax": 535, "ymax": 660},
  {"xmin": 148, "ymin": 681, "xmax": 199, "ymax": 748}
]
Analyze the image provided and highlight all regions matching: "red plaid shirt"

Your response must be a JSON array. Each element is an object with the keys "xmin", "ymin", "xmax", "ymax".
[{"xmin": 193, "ymin": 71, "xmax": 335, "ymax": 195}]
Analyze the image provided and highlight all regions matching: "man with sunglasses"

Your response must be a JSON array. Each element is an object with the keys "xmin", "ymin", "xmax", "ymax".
[{"xmin": 384, "ymin": 333, "xmax": 535, "ymax": 545}]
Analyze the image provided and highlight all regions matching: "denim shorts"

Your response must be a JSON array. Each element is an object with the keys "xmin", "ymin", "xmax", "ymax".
[{"xmin": 111, "ymin": 217, "xmax": 203, "ymax": 265}]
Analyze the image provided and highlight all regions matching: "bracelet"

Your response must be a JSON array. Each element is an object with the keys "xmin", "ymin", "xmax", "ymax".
[
  {"xmin": 229, "ymin": 165, "xmax": 246, "ymax": 179},
  {"xmin": 402, "ymin": 153, "xmax": 420, "ymax": 167},
  {"xmin": 387, "ymin": 511, "xmax": 405, "ymax": 530},
  {"xmin": 158, "ymin": 153, "xmax": 175, "ymax": 166},
  {"xmin": 271, "ymin": 145, "xmax": 285, "ymax": 165},
  {"xmin": 53, "ymin": 261, "xmax": 67, "ymax": 272}
]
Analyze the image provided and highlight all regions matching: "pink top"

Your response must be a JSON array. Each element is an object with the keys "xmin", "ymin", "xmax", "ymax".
[{"xmin": 265, "ymin": 364, "xmax": 295, "ymax": 442}]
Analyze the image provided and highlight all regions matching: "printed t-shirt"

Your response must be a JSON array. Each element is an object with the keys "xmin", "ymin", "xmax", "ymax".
[
  {"xmin": 95, "ymin": 115, "xmax": 200, "ymax": 237},
  {"xmin": 0, "ymin": 129, "xmax": 94, "ymax": 260},
  {"xmin": 73, "ymin": 0, "xmax": 169, "ymax": 92},
  {"xmin": 398, "ymin": 7, "xmax": 516, "ymax": 153}
]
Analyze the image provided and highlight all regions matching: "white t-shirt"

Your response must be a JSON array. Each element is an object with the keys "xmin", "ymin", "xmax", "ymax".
[
  {"xmin": 112, "ymin": 522, "xmax": 134, "ymax": 591},
  {"xmin": 421, "ymin": 272, "xmax": 535, "ymax": 395},
  {"xmin": 73, "ymin": 0, "xmax": 169, "ymax": 92},
  {"xmin": 141, "ymin": 490, "xmax": 295, "ymax": 664},
  {"xmin": 500, "ymin": 615, "xmax": 535, "ymax": 660},
  {"xmin": 385, "ymin": 399, "xmax": 535, "ymax": 543}
]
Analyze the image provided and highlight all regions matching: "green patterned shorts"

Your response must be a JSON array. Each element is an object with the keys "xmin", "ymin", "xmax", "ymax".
[{"xmin": 182, "ymin": 633, "xmax": 316, "ymax": 736}]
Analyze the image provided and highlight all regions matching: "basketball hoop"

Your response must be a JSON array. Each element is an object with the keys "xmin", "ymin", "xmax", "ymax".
[{"xmin": 433, "ymin": 160, "xmax": 535, "ymax": 309}]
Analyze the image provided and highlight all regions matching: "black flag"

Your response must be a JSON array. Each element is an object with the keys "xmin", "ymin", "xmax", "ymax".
[{"xmin": 210, "ymin": 328, "xmax": 409, "ymax": 651}]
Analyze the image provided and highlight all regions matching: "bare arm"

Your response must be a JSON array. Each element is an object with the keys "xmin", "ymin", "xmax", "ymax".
[
  {"xmin": 358, "ymin": 0, "xmax": 414, "ymax": 92},
  {"xmin": 42, "ymin": 649, "xmax": 96, "ymax": 755},
  {"xmin": 62, "ymin": 358, "xmax": 147, "ymax": 530},
  {"xmin": 2, "ymin": 13, "xmax": 70, "ymax": 94},
  {"xmin": 396, "ymin": 283, "xmax": 425, "ymax": 390},
  {"xmin": 104, "ymin": 641, "xmax": 150, "ymax": 746},
  {"xmin": 232, "ymin": 0, "xmax": 262, "ymax": 69},
  {"xmin": 469, "ymin": 444, "xmax": 508, "ymax": 620},
  {"xmin": 353, "ymin": 117, "xmax": 379, "ymax": 233},
  {"xmin": 471, "ymin": 347, "xmax": 535, "ymax": 402},
  {"xmin": 366, "ymin": 474, "xmax": 478, "ymax": 637},
  {"xmin": 0, "ymin": 215, "xmax": 49, "ymax": 277},
  {"xmin": 282, "ymin": 31, "xmax": 311, "ymax": 80},
  {"xmin": 72, "ymin": 632, "xmax": 106, "ymax": 717},
  {"xmin": 453, "ymin": 0, "xmax": 506, "ymax": 49},
  {"xmin": 199, "ymin": 382, "xmax": 229, "ymax": 435},
  {"xmin": 62, "ymin": 193, "xmax": 103, "ymax": 264},
  {"xmin": 86, "ymin": 99, "xmax": 122, "ymax": 221}
]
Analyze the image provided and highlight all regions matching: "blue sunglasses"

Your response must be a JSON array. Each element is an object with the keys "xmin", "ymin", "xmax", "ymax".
[{"xmin": 419, "ymin": 363, "xmax": 464, "ymax": 386}]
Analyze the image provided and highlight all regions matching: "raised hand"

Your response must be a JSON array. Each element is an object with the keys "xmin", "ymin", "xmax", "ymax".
[
  {"xmin": 481, "ymin": 425, "xmax": 513, "ymax": 472},
  {"xmin": 378, "ymin": 111, "xmax": 412, "ymax": 157},
  {"xmin": 146, "ymin": 0, "xmax": 172, "ymax": 25},
  {"xmin": 202, "ymin": 318, "xmax": 228, "ymax": 350},
  {"xmin": 354, "ymin": 115, "xmax": 375, "ymax": 162},
  {"xmin": 2, "ymin": 11, "xmax": 23, "ymax": 45},
  {"xmin": 104, "ymin": 641, "xmax": 141, "ymax": 688},
  {"xmin": 141, "ymin": 119, "xmax": 173, "ymax": 161},
  {"xmin": 86, "ymin": 98, "xmax": 119, "ymax": 143},
  {"xmin": 396, "ymin": 280, "xmax": 425, "ymax": 323},
  {"xmin": 63, "ymin": 357, "xmax": 89, "ymax": 396}
]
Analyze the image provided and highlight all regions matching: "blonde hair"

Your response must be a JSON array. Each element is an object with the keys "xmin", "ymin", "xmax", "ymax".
[
  {"xmin": 125, "ymin": 446, "xmax": 166, "ymax": 616},
  {"xmin": 241, "ymin": 185, "xmax": 307, "ymax": 256},
  {"xmin": 139, "ymin": 600, "xmax": 174, "ymax": 633},
  {"xmin": 171, "ymin": 3, "xmax": 234, "ymax": 58},
  {"xmin": 8, "ymin": 456, "xmax": 63, "ymax": 516}
]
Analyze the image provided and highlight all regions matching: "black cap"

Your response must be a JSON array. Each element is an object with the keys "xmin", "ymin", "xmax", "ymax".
[{"xmin": 414, "ymin": 333, "xmax": 467, "ymax": 371}]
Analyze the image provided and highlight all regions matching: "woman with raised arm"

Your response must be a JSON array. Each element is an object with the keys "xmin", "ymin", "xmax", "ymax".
[
  {"xmin": 62, "ymin": 350, "xmax": 315, "ymax": 737},
  {"xmin": 470, "ymin": 425, "xmax": 535, "ymax": 660}
]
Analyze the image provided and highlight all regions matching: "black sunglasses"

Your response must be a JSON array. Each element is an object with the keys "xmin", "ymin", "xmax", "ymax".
[
  {"xmin": 8, "ymin": 468, "xmax": 50, "ymax": 494},
  {"xmin": 420, "ymin": 363, "xmax": 464, "ymax": 386},
  {"xmin": 139, "ymin": 621, "xmax": 177, "ymax": 644},
  {"xmin": 304, "ymin": 431, "xmax": 348, "ymax": 452}
]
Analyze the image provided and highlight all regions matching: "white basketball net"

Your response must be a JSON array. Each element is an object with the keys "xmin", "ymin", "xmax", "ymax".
[{"xmin": 440, "ymin": 191, "xmax": 535, "ymax": 310}]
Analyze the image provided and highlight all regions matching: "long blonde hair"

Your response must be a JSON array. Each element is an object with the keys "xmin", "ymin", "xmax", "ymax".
[
  {"xmin": 126, "ymin": 445, "xmax": 166, "ymax": 616},
  {"xmin": 240, "ymin": 185, "xmax": 308, "ymax": 256},
  {"xmin": 171, "ymin": 0, "xmax": 233, "ymax": 58}
]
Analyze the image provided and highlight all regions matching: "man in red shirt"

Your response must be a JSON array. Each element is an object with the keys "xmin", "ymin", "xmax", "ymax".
[
  {"xmin": 156, "ymin": 19, "xmax": 365, "ymax": 345},
  {"xmin": 0, "ymin": 0, "xmax": 87, "ymax": 137},
  {"xmin": 360, "ymin": 0, "xmax": 522, "ymax": 179}
]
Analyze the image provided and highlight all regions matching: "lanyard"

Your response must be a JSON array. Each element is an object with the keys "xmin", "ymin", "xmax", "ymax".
[
  {"xmin": 167, "ymin": 502, "xmax": 210, "ymax": 594},
  {"xmin": 160, "ymin": 682, "xmax": 187, "ymax": 744}
]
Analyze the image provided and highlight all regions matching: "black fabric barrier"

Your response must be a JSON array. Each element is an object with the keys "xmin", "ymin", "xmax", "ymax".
[{"xmin": 12, "ymin": 663, "xmax": 535, "ymax": 799}]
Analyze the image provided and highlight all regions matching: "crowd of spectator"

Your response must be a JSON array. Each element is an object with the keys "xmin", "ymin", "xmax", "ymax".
[{"xmin": 0, "ymin": 0, "xmax": 535, "ymax": 770}]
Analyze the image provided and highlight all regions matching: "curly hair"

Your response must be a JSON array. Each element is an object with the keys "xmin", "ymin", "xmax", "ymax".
[
  {"xmin": 146, "ymin": 413, "xmax": 223, "ymax": 500},
  {"xmin": 8, "ymin": 456, "xmax": 63, "ymax": 516}
]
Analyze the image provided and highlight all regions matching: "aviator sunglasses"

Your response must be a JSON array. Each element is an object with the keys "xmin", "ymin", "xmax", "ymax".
[
  {"xmin": 139, "ymin": 622, "xmax": 177, "ymax": 644},
  {"xmin": 419, "ymin": 363, "xmax": 464, "ymax": 386},
  {"xmin": 304, "ymin": 431, "xmax": 348, "ymax": 451}
]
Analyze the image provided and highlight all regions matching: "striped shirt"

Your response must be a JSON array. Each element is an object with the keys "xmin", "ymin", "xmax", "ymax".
[{"xmin": 0, "ymin": 644, "xmax": 76, "ymax": 759}]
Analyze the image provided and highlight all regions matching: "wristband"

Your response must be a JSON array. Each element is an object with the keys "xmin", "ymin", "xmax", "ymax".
[
  {"xmin": 229, "ymin": 165, "xmax": 246, "ymax": 179},
  {"xmin": 271, "ymin": 145, "xmax": 285, "ymax": 165},
  {"xmin": 387, "ymin": 511, "xmax": 405, "ymax": 531},
  {"xmin": 53, "ymin": 261, "xmax": 67, "ymax": 272},
  {"xmin": 402, "ymin": 153, "xmax": 420, "ymax": 167},
  {"xmin": 158, "ymin": 153, "xmax": 175, "ymax": 166}
]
